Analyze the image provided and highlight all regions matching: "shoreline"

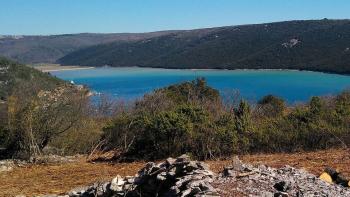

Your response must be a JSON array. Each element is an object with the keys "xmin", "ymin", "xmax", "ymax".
[
  {"xmin": 59, "ymin": 65, "xmax": 348, "ymax": 76},
  {"xmin": 42, "ymin": 67, "xmax": 95, "ymax": 72},
  {"xmin": 33, "ymin": 65, "xmax": 95, "ymax": 72}
]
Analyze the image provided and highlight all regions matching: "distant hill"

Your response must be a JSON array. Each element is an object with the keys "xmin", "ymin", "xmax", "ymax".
[
  {"xmin": 58, "ymin": 19, "xmax": 350, "ymax": 74},
  {"xmin": 0, "ymin": 31, "xmax": 177, "ymax": 64}
]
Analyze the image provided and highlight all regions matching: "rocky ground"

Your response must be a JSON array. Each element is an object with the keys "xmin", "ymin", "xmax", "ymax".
[
  {"xmin": 215, "ymin": 157, "xmax": 350, "ymax": 196},
  {"xmin": 10, "ymin": 155, "xmax": 350, "ymax": 197},
  {"xmin": 1, "ymin": 149, "xmax": 350, "ymax": 197}
]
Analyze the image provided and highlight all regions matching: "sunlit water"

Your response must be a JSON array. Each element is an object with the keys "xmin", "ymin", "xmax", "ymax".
[{"xmin": 51, "ymin": 67, "xmax": 350, "ymax": 103}]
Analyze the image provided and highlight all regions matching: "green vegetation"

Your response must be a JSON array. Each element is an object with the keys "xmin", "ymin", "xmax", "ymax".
[
  {"xmin": 1, "ymin": 57, "xmax": 349, "ymax": 161},
  {"xmin": 0, "ymin": 57, "xmax": 62, "ymax": 99},
  {"xmin": 102, "ymin": 79, "xmax": 350, "ymax": 160},
  {"xmin": 0, "ymin": 57, "xmax": 103, "ymax": 159},
  {"xmin": 59, "ymin": 19, "xmax": 350, "ymax": 74}
]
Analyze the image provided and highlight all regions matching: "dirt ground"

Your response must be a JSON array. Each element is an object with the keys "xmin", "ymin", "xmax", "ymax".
[{"xmin": 1, "ymin": 149, "xmax": 349, "ymax": 197}]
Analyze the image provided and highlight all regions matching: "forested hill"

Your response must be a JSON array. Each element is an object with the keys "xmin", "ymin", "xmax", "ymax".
[
  {"xmin": 58, "ymin": 19, "xmax": 350, "ymax": 74},
  {"xmin": 0, "ymin": 31, "xmax": 177, "ymax": 64}
]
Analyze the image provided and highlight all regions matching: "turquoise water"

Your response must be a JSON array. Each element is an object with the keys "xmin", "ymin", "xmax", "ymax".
[{"xmin": 52, "ymin": 67, "xmax": 350, "ymax": 103}]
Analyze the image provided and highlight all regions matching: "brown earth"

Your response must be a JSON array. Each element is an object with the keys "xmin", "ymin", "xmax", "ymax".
[{"xmin": 0, "ymin": 149, "xmax": 349, "ymax": 197}]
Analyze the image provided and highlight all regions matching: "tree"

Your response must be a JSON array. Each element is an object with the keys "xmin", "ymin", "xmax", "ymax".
[
  {"xmin": 161, "ymin": 78, "xmax": 220, "ymax": 104},
  {"xmin": 234, "ymin": 100, "xmax": 252, "ymax": 152},
  {"xmin": 335, "ymin": 90, "xmax": 350, "ymax": 116},
  {"xmin": 258, "ymin": 95, "xmax": 285, "ymax": 118},
  {"xmin": 309, "ymin": 96, "xmax": 324, "ymax": 116},
  {"xmin": 6, "ymin": 84, "xmax": 88, "ymax": 159}
]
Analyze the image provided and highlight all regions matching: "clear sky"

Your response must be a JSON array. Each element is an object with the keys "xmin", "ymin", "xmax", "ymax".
[{"xmin": 1, "ymin": 0, "xmax": 349, "ymax": 35}]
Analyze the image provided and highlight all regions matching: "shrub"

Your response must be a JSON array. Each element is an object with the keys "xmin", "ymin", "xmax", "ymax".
[
  {"xmin": 5, "ymin": 83, "xmax": 90, "ymax": 159},
  {"xmin": 258, "ymin": 94, "xmax": 285, "ymax": 118}
]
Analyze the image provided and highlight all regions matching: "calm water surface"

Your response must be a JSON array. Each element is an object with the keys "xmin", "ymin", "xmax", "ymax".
[{"xmin": 52, "ymin": 67, "xmax": 350, "ymax": 103}]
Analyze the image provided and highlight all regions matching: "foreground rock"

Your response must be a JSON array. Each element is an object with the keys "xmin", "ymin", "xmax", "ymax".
[
  {"xmin": 319, "ymin": 167, "xmax": 350, "ymax": 187},
  {"xmin": 215, "ymin": 157, "xmax": 350, "ymax": 196},
  {"xmin": 69, "ymin": 154, "xmax": 219, "ymax": 197}
]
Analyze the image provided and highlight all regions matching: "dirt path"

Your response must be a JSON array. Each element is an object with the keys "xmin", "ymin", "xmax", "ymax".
[{"xmin": 1, "ymin": 149, "xmax": 349, "ymax": 196}]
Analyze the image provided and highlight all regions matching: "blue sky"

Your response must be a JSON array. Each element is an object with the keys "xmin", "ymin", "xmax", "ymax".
[{"xmin": 0, "ymin": 0, "xmax": 349, "ymax": 35}]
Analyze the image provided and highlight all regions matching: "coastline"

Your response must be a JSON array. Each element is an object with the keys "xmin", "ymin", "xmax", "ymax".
[
  {"xmin": 42, "ymin": 67, "xmax": 95, "ymax": 72},
  {"xmin": 33, "ymin": 64, "xmax": 95, "ymax": 72},
  {"xmin": 69, "ymin": 65, "xmax": 348, "ymax": 76},
  {"xmin": 33, "ymin": 63, "xmax": 349, "ymax": 76}
]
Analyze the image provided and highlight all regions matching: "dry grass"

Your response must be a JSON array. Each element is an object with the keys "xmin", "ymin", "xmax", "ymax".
[
  {"xmin": 1, "ymin": 149, "xmax": 349, "ymax": 197},
  {"xmin": 0, "ymin": 158, "xmax": 144, "ymax": 197}
]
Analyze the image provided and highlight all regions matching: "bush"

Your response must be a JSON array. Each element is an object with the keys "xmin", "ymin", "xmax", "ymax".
[
  {"xmin": 5, "ymin": 82, "xmax": 93, "ymax": 159},
  {"xmin": 258, "ymin": 95, "xmax": 285, "ymax": 118},
  {"xmin": 102, "ymin": 79, "xmax": 350, "ymax": 160}
]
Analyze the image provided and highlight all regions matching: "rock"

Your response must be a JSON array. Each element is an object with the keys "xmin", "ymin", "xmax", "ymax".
[
  {"xmin": 156, "ymin": 172, "xmax": 167, "ymax": 181},
  {"xmin": 217, "ymin": 164, "xmax": 350, "ymax": 196},
  {"xmin": 320, "ymin": 172, "xmax": 333, "ymax": 184},
  {"xmin": 200, "ymin": 181, "xmax": 216, "ymax": 191},
  {"xmin": 273, "ymin": 181, "xmax": 291, "ymax": 192},
  {"xmin": 166, "ymin": 157, "xmax": 176, "ymax": 166},
  {"xmin": 320, "ymin": 167, "xmax": 350, "ymax": 187},
  {"xmin": 231, "ymin": 156, "xmax": 244, "ymax": 171},
  {"xmin": 222, "ymin": 167, "xmax": 236, "ymax": 177},
  {"xmin": 197, "ymin": 161, "xmax": 210, "ymax": 171},
  {"xmin": 176, "ymin": 154, "xmax": 191, "ymax": 163},
  {"xmin": 0, "ymin": 165, "xmax": 13, "ymax": 172},
  {"xmin": 0, "ymin": 159, "xmax": 19, "ymax": 172},
  {"xmin": 68, "ymin": 186, "xmax": 89, "ymax": 196},
  {"xmin": 324, "ymin": 167, "xmax": 338, "ymax": 180},
  {"xmin": 110, "ymin": 175, "xmax": 125, "ymax": 192},
  {"xmin": 274, "ymin": 192, "xmax": 289, "ymax": 197},
  {"xmin": 186, "ymin": 161, "xmax": 198, "ymax": 172},
  {"xmin": 124, "ymin": 176, "xmax": 134, "ymax": 184},
  {"xmin": 221, "ymin": 156, "xmax": 246, "ymax": 177},
  {"xmin": 335, "ymin": 173, "xmax": 349, "ymax": 187}
]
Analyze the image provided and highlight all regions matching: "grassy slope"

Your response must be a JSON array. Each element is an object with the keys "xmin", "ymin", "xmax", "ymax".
[{"xmin": 59, "ymin": 19, "xmax": 350, "ymax": 74}]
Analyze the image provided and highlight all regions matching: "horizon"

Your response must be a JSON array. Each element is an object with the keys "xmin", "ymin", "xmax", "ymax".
[{"xmin": 1, "ymin": 0, "xmax": 350, "ymax": 35}]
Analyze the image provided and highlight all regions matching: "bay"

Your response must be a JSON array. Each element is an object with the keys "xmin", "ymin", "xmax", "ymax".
[{"xmin": 51, "ymin": 67, "xmax": 350, "ymax": 103}]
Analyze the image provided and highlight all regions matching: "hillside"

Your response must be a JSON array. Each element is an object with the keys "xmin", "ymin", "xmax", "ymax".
[
  {"xmin": 0, "ymin": 31, "xmax": 176, "ymax": 64},
  {"xmin": 0, "ymin": 57, "xmax": 63, "ymax": 101},
  {"xmin": 58, "ymin": 19, "xmax": 350, "ymax": 74},
  {"xmin": 0, "ymin": 57, "xmax": 65, "ymax": 152}
]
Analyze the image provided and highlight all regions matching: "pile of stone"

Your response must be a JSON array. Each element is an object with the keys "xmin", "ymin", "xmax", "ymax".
[
  {"xmin": 15, "ymin": 155, "xmax": 350, "ymax": 197},
  {"xmin": 69, "ymin": 154, "xmax": 219, "ymax": 197},
  {"xmin": 215, "ymin": 157, "xmax": 350, "ymax": 196}
]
